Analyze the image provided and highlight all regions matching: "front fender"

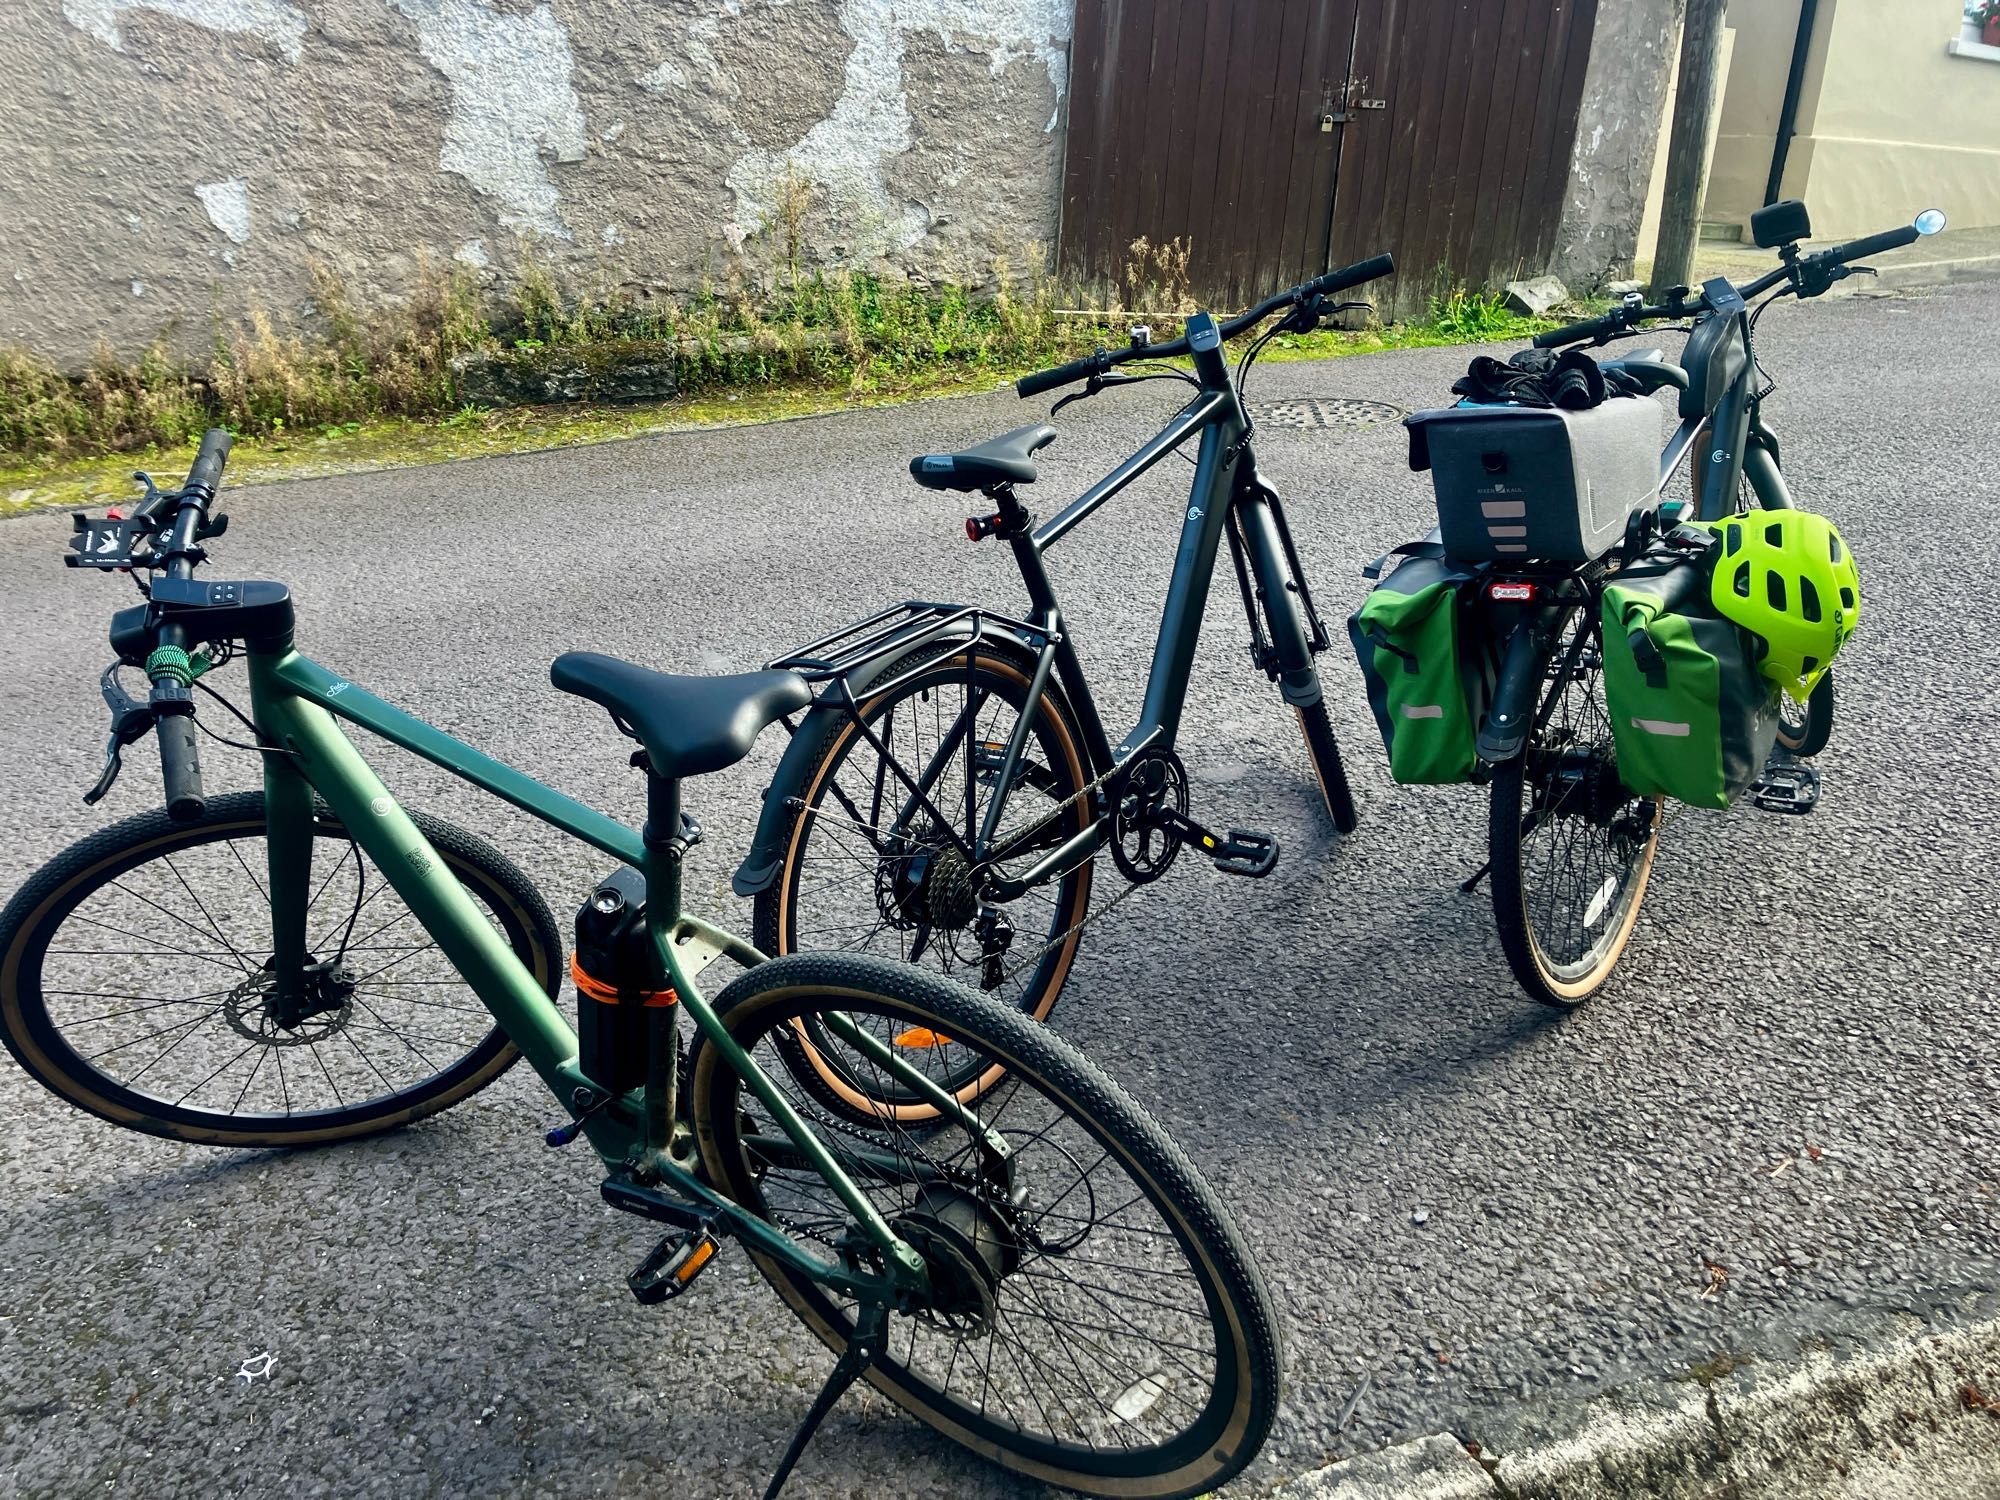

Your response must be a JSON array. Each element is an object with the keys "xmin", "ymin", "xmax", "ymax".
[{"xmin": 729, "ymin": 616, "xmax": 1050, "ymax": 897}]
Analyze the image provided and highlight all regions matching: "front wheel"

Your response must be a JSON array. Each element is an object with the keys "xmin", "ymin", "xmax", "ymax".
[
  {"xmin": 1295, "ymin": 699, "xmax": 1359, "ymax": 834},
  {"xmin": 0, "ymin": 792, "xmax": 560, "ymax": 1147},
  {"xmin": 688, "ymin": 953, "xmax": 1281, "ymax": 1498},
  {"xmin": 1775, "ymin": 669, "xmax": 1835, "ymax": 758},
  {"xmin": 1488, "ymin": 607, "xmax": 1663, "ymax": 1007}
]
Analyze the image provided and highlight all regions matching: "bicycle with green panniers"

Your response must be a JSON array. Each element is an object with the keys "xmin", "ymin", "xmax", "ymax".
[
  {"xmin": 0, "ymin": 433, "xmax": 1280, "ymax": 1498},
  {"xmin": 1351, "ymin": 200, "xmax": 1933, "ymax": 1005}
]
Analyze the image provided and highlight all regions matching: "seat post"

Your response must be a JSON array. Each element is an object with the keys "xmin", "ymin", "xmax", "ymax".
[
  {"xmin": 642, "ymin": 770, "xmax": 685, "ymax": 923},
  {"xmin": 640, "ymin": 767, "xmax": 685, "ymax": 1155}
]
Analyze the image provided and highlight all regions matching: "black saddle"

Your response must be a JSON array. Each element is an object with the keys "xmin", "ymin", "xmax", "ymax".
[
  {"xmin": 909, "ymin": 423, "xmax": 1057, "ymax": 493},
  {"xmin": 551, "ymin": 653, "xmax": 810, "ymax": 778}
]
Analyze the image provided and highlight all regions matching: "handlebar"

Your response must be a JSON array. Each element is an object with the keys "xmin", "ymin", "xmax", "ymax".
[
  {"xmin": 1014, "ymin": 251, "xmax": 1396, "ymax": 397},
  {"xmin": 151, "ymin": 427, "xmax": 232, "ymax": 821},
  {"xmin": 1533, "ymin": 217, "xmax": 1925, "ymax": 349},
  {"xmin": 1820, "ymin": 223, "xmax": 1919, "ymax": 265}
]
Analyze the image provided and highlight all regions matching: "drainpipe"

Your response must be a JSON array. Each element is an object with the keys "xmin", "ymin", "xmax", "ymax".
[{"xmin": 1765, "ymin": 0, "xmax": 1820, "ymax": 204}]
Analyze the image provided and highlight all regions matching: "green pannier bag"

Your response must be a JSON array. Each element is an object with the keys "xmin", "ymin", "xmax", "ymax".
[
  {"xmin": 1601, "ymin": 551, "xmax": 1780, "ymax": 809},
  {"xmin": 1348, "ymin": 547, "xmax": 1486, "ymax": 784}
]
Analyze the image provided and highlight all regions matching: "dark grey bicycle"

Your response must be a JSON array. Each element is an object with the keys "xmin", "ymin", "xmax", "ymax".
[
  {"xmin": 1459, "ymin": 200, "xmax": 1942, "ymax": 1003},
  {"xmin": 728, "ymin": 254, "xmax": 1395, "ymax": 1120}
]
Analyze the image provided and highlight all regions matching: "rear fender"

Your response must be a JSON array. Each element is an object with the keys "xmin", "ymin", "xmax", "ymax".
[
  {"xmin": 730, "ymin": 617, "xmax": 1054, "ymax": 896},
  {"xmin": 1476, "ymin": 617, "xmax": 1551, "ymax": 765}
]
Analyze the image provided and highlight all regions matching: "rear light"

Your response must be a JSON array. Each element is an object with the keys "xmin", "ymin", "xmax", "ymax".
[{"xmin": 1487, "ymin": 581, "xmax": 1538, "ymax": 602}]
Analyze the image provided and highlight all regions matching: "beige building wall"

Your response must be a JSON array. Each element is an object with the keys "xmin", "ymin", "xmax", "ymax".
[{"xmin": 1703, "ymin": 0, "xmax": 2000, "ymax": 239}]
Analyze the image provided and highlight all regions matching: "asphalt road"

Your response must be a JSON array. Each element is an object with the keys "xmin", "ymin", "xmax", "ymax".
[{"xmin": 2, "ymin": 280, "xmax": 1998, "ymax": 1500}]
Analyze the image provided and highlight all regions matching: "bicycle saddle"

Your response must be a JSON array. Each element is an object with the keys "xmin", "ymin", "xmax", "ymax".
[
  {"xmin": 551, "ymin": 653, "xmax": 810, "ymax": 778},
  {"xmin": 909, "ymin": 423, "xmax": 1057, "ymax": 493}
]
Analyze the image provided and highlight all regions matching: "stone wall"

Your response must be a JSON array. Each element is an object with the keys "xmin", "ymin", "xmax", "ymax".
[
  {"xmin": 1552, "ymin": 0, "xmax": 1683, "ymax": 291},
  {"xmin": 0, "ymin": 0, "xmax": 1074, "ymax": 367}
]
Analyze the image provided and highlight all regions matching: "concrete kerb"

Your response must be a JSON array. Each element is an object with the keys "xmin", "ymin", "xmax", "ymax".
[{"xmin": 1273, "ymin": 1315, "xmax": 2000, "ymax": 1499}]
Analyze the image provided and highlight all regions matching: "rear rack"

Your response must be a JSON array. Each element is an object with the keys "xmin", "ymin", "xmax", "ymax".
[{"xmin": 767, "ymin": 601, "xmax": 1053, "ymax": 692}]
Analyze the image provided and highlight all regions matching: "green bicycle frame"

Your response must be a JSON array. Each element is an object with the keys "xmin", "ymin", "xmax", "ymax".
[{"xmin": 240, "ymin": 644, "xmax": 993, "ymax": 1298}]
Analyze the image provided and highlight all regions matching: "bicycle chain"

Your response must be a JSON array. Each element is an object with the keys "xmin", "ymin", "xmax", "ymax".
[{"xmin": 786, "ymin": 747, "xmax": 1155, "ymax": 992}]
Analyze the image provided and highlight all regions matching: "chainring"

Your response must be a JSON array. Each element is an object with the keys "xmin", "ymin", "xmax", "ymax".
[{"xmin": 1111, "ymin": 748, "xmax": 1188, "ymax": 885}]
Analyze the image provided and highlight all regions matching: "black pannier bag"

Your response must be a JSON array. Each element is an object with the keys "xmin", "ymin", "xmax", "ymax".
[{"xmin": 1404, "ymin": 397, "xmax": 1663, "ymax": 562}]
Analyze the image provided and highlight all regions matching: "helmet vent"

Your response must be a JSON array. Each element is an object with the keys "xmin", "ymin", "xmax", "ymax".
[
  {"xmin": 1829, "ymin": 534, "xmax": 1843, "ymax": 563},
  {"xmin": 1840, "ymin": 586, "xmax": 1855, "ymax": 610},
  {"xmin": 1765, "ymin": 573, "xmax": 1787, "ymax": 611},
  {"xmin": 1730, "ymin": 562, "xmax": 1751, "ymax": 598},
  {"xmin": 1800, "ymin": 654, "xmax": 1819, "ymax": 677},
  {"xmin": 1765, "ymin": 521, "xmax": 1785, "ymax": 548},
  {"xmin": 1724, "ymin": 522, "xmax": 1743, "ymax": 555},
  {"xmin": 1799, "ymin": 578, "xmax": 1822, "ymax": 622}
]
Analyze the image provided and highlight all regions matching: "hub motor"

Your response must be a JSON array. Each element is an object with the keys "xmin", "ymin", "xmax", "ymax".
[{"xmin": 890, "ymin": 1184, "xmax": 1021, "ymax": 1337}]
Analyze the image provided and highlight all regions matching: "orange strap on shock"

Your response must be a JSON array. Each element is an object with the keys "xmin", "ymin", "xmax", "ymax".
[{"xmin": 570, "ymin": 953, "xmax": 677, "ymax": 1008}]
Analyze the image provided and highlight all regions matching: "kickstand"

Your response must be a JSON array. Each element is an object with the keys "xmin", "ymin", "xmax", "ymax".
[
  {"xmin": 1459, "ymin": 860, "xmax": 1491, "ymax": 894},
  {"xmin": 762, "ymin": 1303, "xmax": 890, "ymax": 1500}
]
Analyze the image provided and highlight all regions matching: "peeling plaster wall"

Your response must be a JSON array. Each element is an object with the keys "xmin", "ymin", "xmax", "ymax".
[
  {"xmin": 1551, "ymin": 0, "xmax": 1683, "ymax": 290},
  {"xmin": 0, "ymin": 0, "xmax": 1075, "ymax": 365}
]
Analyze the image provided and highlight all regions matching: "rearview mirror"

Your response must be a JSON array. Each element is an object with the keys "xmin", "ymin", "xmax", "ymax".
[
  {"xmin": 1915, "ymin": 208, "xmax": 1947, "ymax": 236},
  {"xmin": 1751, "ymin": 199, "xmax": 1812, "ymax": 249}
]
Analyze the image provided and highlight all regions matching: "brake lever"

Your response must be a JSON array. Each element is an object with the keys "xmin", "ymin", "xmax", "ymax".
[
  {"xmin": 1051, "ymin": 371, "xmax": 1143, "ymax": 417},
  {"xmin": 83, "ymin": 663, "xmax": 157, "ymax": 806}
]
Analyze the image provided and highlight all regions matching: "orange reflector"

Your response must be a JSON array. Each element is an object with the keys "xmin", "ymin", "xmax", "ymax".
[
  {"xmin": 676, "ymin": 1236, "xmax": 717, "ymax": 1283},
  {"xmin": 893, "ymin": 1027, "xmax": 954, "ymax": 1049}
]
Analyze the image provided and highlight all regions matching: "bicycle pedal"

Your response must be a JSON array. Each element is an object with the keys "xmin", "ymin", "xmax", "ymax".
[
  {"xmin": 1749, "ymin": 759, "xmax": 1820, "ymax": 815},
  {"xmin": 629, "ymin": 1228, "xmax": 722, "ymax": 1305},
  {"xmin": 1205, "ymin": 827, "xmax": 1280, "ymax": 878}
]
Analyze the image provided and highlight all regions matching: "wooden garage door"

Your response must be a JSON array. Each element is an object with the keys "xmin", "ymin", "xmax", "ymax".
[{"xmin": 1057, "ymin": 0, "xmax": 1599, "ymax": 319}]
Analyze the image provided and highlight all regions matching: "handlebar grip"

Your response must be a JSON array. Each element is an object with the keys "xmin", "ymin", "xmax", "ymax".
[
  {"xmin": 1306, "ymin": 252, "xmax": 1395, "ymax": 299},
  {"xmin": 157, "ymin": 710, "xmax": 205, "ymax": 823},
  {"xmin": 1016, "ymin": 354, "xmax": 1103, "ymax": 399},
  {"xmin": 1533, "ymin": 316, "xmax": 1609, "ymax": 349},
  {"xmin": 185, "ymin": 427, "xmax": 232, "ymax": 497},
  {"xmin": 1822, "ymin": 224, "xmax": 1919, "ymax": 266}
]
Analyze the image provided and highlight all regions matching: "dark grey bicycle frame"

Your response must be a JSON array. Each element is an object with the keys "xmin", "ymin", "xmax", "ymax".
[
  {"xmin": 1662, "ymin": 310, "xmax": 1794, "ymax": 520},
  {"xmin": 904, "ymin": 316, "xmax": 1315, "ymax": 901}
]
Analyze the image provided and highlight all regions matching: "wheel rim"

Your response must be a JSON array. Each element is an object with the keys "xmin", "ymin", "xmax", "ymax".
[
  {"xmin": 9, "ymin": 813, "xmax": 521, "ymax": 1131},
  {"xmin": 1514, "ymin": 611, "xmax": 1660, "ymax": 991},
  {"xmin": 696, "ymin": 980, "xmax": 1255, "ymax": 1489},
  {"xmin": 777, "ymin": 655, "xmax": 1092, "ymax": 1110}
]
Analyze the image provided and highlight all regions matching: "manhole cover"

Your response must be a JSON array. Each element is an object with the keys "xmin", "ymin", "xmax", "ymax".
[{"xmin": 1245, "ymin": 396, "xmax": 1404, "ymax": 433}]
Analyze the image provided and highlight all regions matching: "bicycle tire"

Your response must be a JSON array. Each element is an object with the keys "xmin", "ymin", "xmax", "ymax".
[
  {"xmin": 1774, "ymin": 669, "xmax": 1834, "ymax": 757},
  {"xmin": 687, "ymin": 951, "xmax": 1280, "ymax": 1499},
  {"xmin": 0, "ymin": 792, "xmax": 560, "ymax": 1147},
  {"xmin": 1295, "ymin": 699, "xmax": 1359, "ymax": 834},
  {"xmin": 1488, "ymin": 607, "xmax": 1662, "ymax": 1007},
  {"xmin": 754, "ymin": 640, "xmax": 1094, "ymax": 1125}
]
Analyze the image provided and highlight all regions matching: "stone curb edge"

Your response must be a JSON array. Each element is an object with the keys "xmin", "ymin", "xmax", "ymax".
[{"xmin": 1271, "ymin": 1316, "xmax": 2000, "ymax": 1499}]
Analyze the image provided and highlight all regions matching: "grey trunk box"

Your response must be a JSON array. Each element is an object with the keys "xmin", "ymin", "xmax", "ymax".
[{"xmin": 1404, "ymin": 398, "xmax": 1664, "ymax": 562}]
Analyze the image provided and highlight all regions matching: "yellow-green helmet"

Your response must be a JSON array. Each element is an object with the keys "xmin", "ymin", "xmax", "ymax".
[{"xmin": 1708, "ymin": 509, "xmax": 1860, "ymax": 700}]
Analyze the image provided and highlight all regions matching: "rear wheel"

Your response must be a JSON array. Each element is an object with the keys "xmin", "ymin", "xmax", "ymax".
[
  {"xmin": 1489, "ymin": 606, "xmax": 1662, "ymax": 1007},
  {"xmin": 0, "ymin": 792, "xmax": 558, "ymax": 1147},
  {"xmin": 688, "ymin": 953, "xmax": 1281, "ymax": 1499},
  {"xmin": 754, "ymin": 641, "xmax": 1095, "ymax": 1125}
]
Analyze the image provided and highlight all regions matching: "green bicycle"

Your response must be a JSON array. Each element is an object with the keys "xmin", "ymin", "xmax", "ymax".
[{"xmin": 0, "ymin": 432, "xmax": 1280, "ymax": 1499}]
